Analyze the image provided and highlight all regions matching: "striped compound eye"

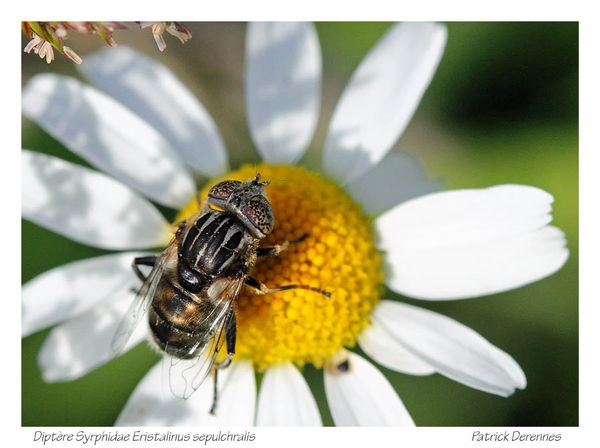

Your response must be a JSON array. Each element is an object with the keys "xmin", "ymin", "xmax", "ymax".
[
  {"xmin": 242, "ymin": 196, "xmax": 274, "ymax": 236},
  {"xmin": 208, "ymin": 180, "xmax": 242, "ymax": 201}
]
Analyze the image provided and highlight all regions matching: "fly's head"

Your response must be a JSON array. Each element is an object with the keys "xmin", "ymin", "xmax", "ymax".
[{"xmin": 207, "ymin": 174, "xmax": 274, "ymax": 238}]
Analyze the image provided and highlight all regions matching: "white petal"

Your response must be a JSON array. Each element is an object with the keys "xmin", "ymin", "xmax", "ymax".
[
  {"xmin": 372, "ymin": 301, "xmax": 527, "ymax": 396},
  {"xmin": 323, "ymin": 22, "xmax": 446, "ymax": 184},
  {"xmin": 324, "ymin": 352, "xmax": 414, "ymax": 426},
  {"xmin": 79, "ymin": 46, "xmax": 229, "ymax": 177},
  {"xmin": 346, "ymin": 151, "xmax": 440, "ymax": 214},
  {"xmin": 379, "ymin": 185, "xmax": 554, "ymax": 247},
  {"xmin": 22, "ymin": 74, "xmax": 195, "ymax": 208},
  {"xmin": 116, "ymin": 360, "xmax": 256, "ymax": 426},
  {"xmin": 256, "ymin": 363, "xmax": 322, "ymax": 426},
  {"xmin": 22, "ymin": 151, "xmax": 170, "ymax": 250},
  {"xmin": 22, "ymin": 252, "xmax": 142, "ymax": 337},
  {"xmin": 246, "ymin": 22, "xmax": 321, "ymax": 163},
  {"xmin": 38, "ymin": 289, "xmax": 147, "ymax": 382},
  {"xmin": 358, "ymin": 322, "xmax": 435, "ymax": 376},
  {"xmin": 377, "ymin": 185, "xmax": 569, "ymax": 299}
]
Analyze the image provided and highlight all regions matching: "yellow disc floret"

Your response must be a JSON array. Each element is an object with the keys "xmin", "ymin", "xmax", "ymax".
[{"xmin": 175, "ymin": 164, "xmax": 383, "ymax": 370}]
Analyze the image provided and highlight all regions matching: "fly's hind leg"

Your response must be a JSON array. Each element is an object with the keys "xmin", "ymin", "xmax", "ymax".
[
  {"xmin": 216, "ymin": 310, "xmax": 236, "ymax": 371},
  {"xmin": 209, "ymin": 310, "xmax": 237, "ymax": 415}
]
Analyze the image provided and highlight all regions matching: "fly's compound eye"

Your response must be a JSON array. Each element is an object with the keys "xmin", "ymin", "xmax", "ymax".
[
  {"xmin": 243, "ymin": 196, "xmax": 274, "ymax": 236},
  {"xmin": 208, "ymin": 180, "xmax": 241, "ymax": 201}
]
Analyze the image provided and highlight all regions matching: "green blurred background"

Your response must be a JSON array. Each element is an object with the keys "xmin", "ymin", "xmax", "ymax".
[{"xmin": 21, "ymin": 22, "xmax": 578, "ymax": 426}]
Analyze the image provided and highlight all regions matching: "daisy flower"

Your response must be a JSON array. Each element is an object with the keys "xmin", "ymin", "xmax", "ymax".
[{"xmin": 21, "ymin": 22, "xmax": 568, "ymax": 426}]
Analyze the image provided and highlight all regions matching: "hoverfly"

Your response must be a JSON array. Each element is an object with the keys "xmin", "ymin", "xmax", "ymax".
[{"xmin": 112, "ymin": 174, "xmax": 330, "ymax": 414}]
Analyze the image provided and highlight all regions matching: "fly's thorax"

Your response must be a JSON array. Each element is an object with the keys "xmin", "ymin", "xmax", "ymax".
[{"xmin": 177, "ymin": 209, "xmax": 257, "ymax": 290}]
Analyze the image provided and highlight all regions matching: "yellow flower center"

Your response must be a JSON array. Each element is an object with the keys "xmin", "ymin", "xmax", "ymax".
[{"xmin": 175, "ymin": 164, "xmax": 383, "ymax": 370}]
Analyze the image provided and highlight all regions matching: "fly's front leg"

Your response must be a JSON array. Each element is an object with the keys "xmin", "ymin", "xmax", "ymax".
[
  {"xmin": 132, "ymin": 221, "xmax": 184, "ymax": 283},
  {"xmin": 245, "ymin": 275, "xmax": 331, "ymax": 298},
  {"xmin": 209, "ymin": 310, "xmax": 237, "ymax": 415},
  {"xmin": 131, "ymin": 256, "xmax": 158, "ymax": 282},
  {"xmin": 256, "ymin": 232, "xmax": 309, "ymax": 257}
]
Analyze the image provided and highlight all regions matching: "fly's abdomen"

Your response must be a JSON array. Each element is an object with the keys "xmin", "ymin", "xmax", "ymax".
[{"xmin": 148, "ymin": 281, "xmax": 217, "ymax": 359}]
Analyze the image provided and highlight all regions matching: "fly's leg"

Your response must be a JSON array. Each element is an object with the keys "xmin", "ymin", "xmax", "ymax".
[
  {"xmin": 216, "ymin": 310, "xmax": 236, "ymax": 372},
  {"xmin": 130, "ymin": 256, "xmax": 158, "ymax": 288},
  {"xmin": 132, "ymin": 223, "xmax": 184, "ymax": 282},
  {"xmin": 256, "ymin": 232, "xmax": 309, "ymax": 257},
  {"xmin": 245, "ymin": 275, "xmax": 331, "ymax": 298},
  {"xmin": 209, "ymin": 310, "xmax": 237, "ymax": 415},
  {"xmin": 253, "ymin": 234, "xmax": 331, "ymax": 297}
]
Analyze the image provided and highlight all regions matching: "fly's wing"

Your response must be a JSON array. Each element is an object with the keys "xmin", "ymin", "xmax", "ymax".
[
  {"xmin": 167, "ymin": 276, "xmax": 244, "ymax": 399},
  {"xmin": 111, "ymin": 241, "xmax": 178, "ymax": 356}
]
